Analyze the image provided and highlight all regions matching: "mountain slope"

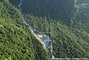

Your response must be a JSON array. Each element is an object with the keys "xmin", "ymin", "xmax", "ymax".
[
  {"xmin": 71, "ymin": 0, "xmax": 89, "ymax": 33},
  {"xmin": 0, "ymin": 0, "xmax": 49, "ymax": 60},
  {"xmin": 21, "ymin": 0, "xmax": 89, "ymax": 58},
  {"xmin": 21, "ymin": 0, "xmax": 74, "ymax": 25}
]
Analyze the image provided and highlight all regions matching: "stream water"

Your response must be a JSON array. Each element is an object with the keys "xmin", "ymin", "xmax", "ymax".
[{"xmin": 18, "ymin": 0, "xmax": 53, "ymax": 59}]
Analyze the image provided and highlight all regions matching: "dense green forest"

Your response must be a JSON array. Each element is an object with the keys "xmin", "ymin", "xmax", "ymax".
[
  {"xmin": 21, "ymin": 0, "xmax": 89, "ymax": 58},
  {"xmin": 0, "ymin": 0, "xmax": 89, "ymax": 59},
  {"xmin": 21, "ymin": 0, "xmax": 74, "ymax": 25},
  {"xmin": 0, "ymin": 0, "xmax": 49, "ymax": 60}
]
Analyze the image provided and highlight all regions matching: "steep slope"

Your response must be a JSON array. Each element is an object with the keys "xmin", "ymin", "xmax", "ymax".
[
  {"xmin": 21, "ymin": 0, "xmax": 89, "ymax": 58},
  {"xmin": 0, "ymin": 0, "xmax": 49, "ymax": 60},
  {"xmin": 71, "ymin": 0, "xmax": 89, "ymax": 33},
  {"xmin": 21, "ymin": 0, "xmax": 74, "ymax": 25}
]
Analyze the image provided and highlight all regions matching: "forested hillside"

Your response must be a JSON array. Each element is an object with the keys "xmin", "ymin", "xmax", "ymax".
[
  {"xmin": 0, "ymin": 0, "xmax": 49, "ymax": 60},
  {"xmin": 1, "ymin": 0, "xmax": 89, "ymax": 59},
  {"xmin": 71, "ymin": 0, "xmax": 89, "ymax": 33},
  {"xmin": 22, "ymin": 0, "xmax": 74, "ymax": 25},
  {"xmin": 21, "ymin": 0, "xmax": 89, "ymax": 58}
]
